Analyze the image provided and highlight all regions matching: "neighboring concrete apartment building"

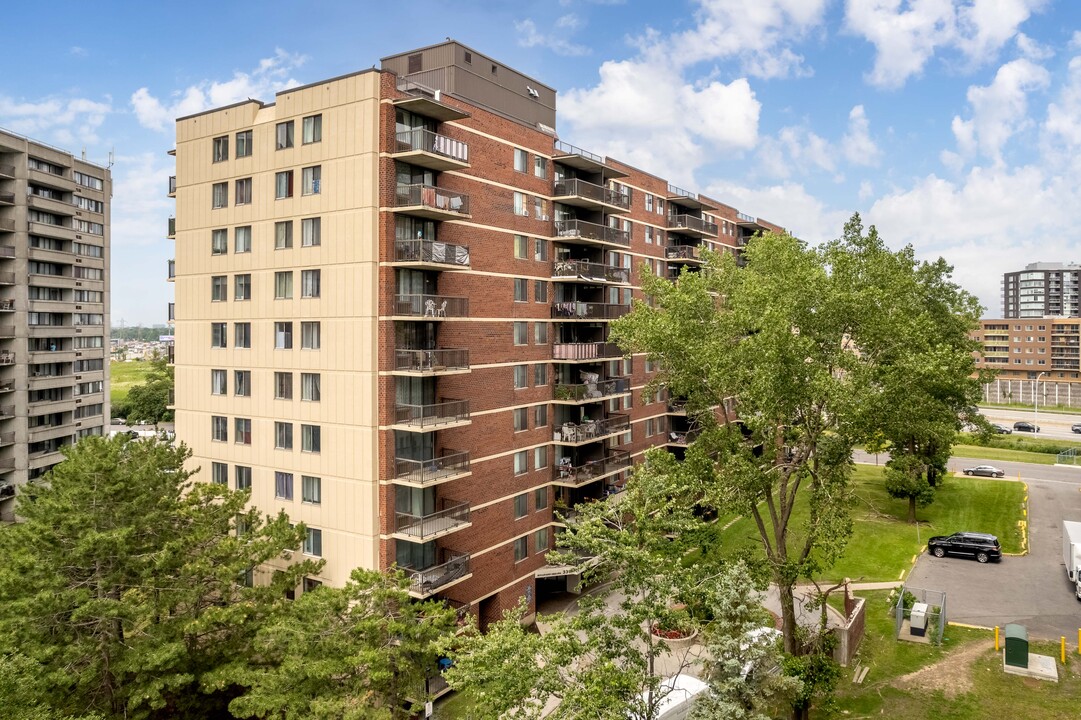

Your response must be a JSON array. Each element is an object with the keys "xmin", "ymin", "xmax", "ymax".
[
  {"xmin": 0, "ymin": 129, "xmax": 111, "ymax": 521},
  {"xmin": 974, "ymin": 317, "xmax": 1081, "ymax": 406},
  {"xmin": 1002, "ymin": 262, "xmax": 1081, "ymax": 318},
  {"xmin": 168, "ymin": 41, "xmax": 780, "ymax": 624}
]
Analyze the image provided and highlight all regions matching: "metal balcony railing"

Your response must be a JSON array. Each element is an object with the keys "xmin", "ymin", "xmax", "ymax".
[
  {"xmin": 395, "ymin": 499, "xmax": 471, "ymax": 540},
  {"xmin": 553, "ymin": 178, "xmax": 631, "ymax": 210},
  {"xmin": 394, "ymin": 294, "xmax": 468, "ymax": 318},
  {"xmin": 555, "ymin": 413, "xmax": 630, "ymax": 443},
  {"xmin": 552, "ymin": 259, "xmax": 629, "ymax": 284},
  {"xmin": 666, "ymin": 245, "xmax": 703, "ymax": 261},
  {"xmin": 554, "ymin": 219, "xmax": 630, "ymax": 247},
  {"xmin": 394, "ymin": 450, "xmax": 471, "ymax": 486},
  {"xmin": 395, "ymin": 129, "xmax": 469, "ymax": 163},
  {"xmin": 395, "ymin": 184, "xmax": 470, "ymax": 215},
  {"xmin": 553, "ymin": 377, "xmax": 629, "ymax": 402},
  {"xmin": 737, "ymin": 211, "xmax": 755, "ymax": 223},
  {"xmin": 553, "ymin": 140, "xmax": 604, "ymax": 164},
  {"xmin": 667, "ymin": 214, "xmax": 718, "ymax": 235},
  {"xmin": 667, "ymin": 184, "xmax": 698, "ymax": 200},
  {"xmin": 666, "ymin": 428, "xmax": 701, "ymax": 446},
  {"xmin": 550, "ymin": 302, "xmax": 631, "ymax": 320},
  {"xmin": 168, "ymin": 176, "xmax": 176, "ymax": 195},
  {"xmin": 394, "ymin": 348, "xmax": 470, "ymax": 373},
  {"xmin": 552, "ymin": 342, "xmax": 622, "ymax": 361},
  {"xmin": 394, "ymin": 399, "xmax": 470, "ymax": 428},
  {"xmin": 167, "ymin": 259, "xmax": 175, "ymax": 279},
  {"xmin": 403, "ymin": 553, "xmax": 470, "ymax": 596},
  {"xmin": 166, "ymin": 344, "xmax": 175, "ymax": 364},
  {"xmin": 553, "ymin": 450, "xmax": 632, "ymax": 486},
  {"xmin": 394, "ymin": 239, "xmax": 471, "ymax": 267},
  {"xmin": 167, "ymin": 217, "xmax": 175, "ymax": 237}
]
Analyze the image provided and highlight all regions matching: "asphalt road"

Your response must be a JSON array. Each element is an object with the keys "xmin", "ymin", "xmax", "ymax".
[
  {"xmin": 856, "ymin": 449, "xmax": 1081, "ymax": 640},
  {"xmin": 978, "ymin": 406, "xmax": 1081, "ymax": 442}
]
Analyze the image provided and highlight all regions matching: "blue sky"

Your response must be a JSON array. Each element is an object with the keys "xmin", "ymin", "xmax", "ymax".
[{"xmin": 3, "ymin": 0, "xmax": 1081, "ymax": 324}]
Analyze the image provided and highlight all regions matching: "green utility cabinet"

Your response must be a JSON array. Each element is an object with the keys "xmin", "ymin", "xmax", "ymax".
[{"xmin": 1004, "ymin": 623, "xmax": 1028, "ymax": 668}]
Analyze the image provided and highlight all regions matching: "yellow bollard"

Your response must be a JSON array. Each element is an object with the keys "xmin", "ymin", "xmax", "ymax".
[
  {"xmin": 995, "ymin": 626, "xmax": 1000, "ymax": 652},
  {"xmin": 1062, "ymin": 636, "xmax": 1066, "ymax": 664}
]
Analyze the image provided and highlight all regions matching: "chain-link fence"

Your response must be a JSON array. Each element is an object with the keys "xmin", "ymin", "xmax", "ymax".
[{"xmin": 892, "ymin": 586, "xmax": 947, "ymax": 645}]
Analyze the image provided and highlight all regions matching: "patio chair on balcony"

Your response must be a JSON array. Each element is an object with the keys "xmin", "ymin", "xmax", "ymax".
[
  {"xmin": 561, "ymin": 423, "xmax": 577, "ymax": 442},
  {"xmin": 424, "ymin": 299, "xmax": 437, "ymax": 317}
]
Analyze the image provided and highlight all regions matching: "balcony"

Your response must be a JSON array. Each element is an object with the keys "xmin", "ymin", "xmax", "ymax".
[
  {"xmin": 167, "ymin": 302, "xmax": 174, "ymax": 322},
  {"xmin": 167, "ymin": 259, "xmax": 175, "ymax": 281},
  {"xmin": 393, "ymin": 499, "xmax": 471, "ymax": 541},
  {"xmin": 392, "ymin": 239, "xmax": 470, "ymax": 270},
  {"xmin": 0, "ymin": 300, "xmax": 13, "ymax": 312},
  {"xmin": 166, "ymin": 344, "xmax": 175, "ymax": 365},
  {"xmin": 393, "ymin": 348, "xmax": 470, "ymax": 376},
  {"xmin": 553, "ymin": 376, "xmax": 630, "ymax": 404},
  {"xmin": 0, "ymin": 164, "xmax": 14, "ymax": 179},
  {"xmin": 666, "ymin": 214, "xmax": 717, "ymax": 238},
  {"xmin": 0, "ymin": 432, "xmax": 13, "ymax": 447},
  {"xmin": 0, "ymin": 405, "xmax": 14, "ymax": 420},
  {"xmin": 666, "ymin": 429, "xmax": 701, "ymax": 446},
  {"xmin": 552, "ymin": 178, "xmax": 631, "ymax": 213},
  {"xmin": 0, "ymin": 381, "xmax": 14, "ymax": 393},
  {"xmin": 553, "ymin": 450, "xmax": 632, "ymax": 487},
  {"xmin": 0, "ymin": 191, "xmax": 14, "ymax": 206},
  {"xmin": 167, "ymin": 217, "xmax": 175, "ymax": 238},
  {"xmin": 665, "ymin": 245, "xmax": 704, "ymax": 264},
  {"xmin": 393, "ymin": 294, "xmax": 468, "ymax": 319},
  {"xmin": 27, "ymin": 194, "xmax": 75, "ymax": 217},
  {"xmin": 666, "ymin": 184, "xmax": 706, "ymax": 209},
  {"xmin": 0, "ymin": 245, "xmax": 13, "ymax": 258},
  {"xmin": 552, "ymin": 140, "xmax": 626, "ymax": 177},
  {"xmin": 0, "ymin": 325, "xmax": 14, "ymax": 338},
  {"xmin": 404, "ymin": 552, "xmax": 471, "ymax": 599},
  {"xmin": 552, "ymin": 259, "xmax": 629, "ymax": 285},
  {"xmin": 168, "ymin": 175, "xmax": 176, "ymax": 197},
  {"xmin": 394, "ymin": 184, "xmax": 471, "ymax": 220},
  {"xmin": 393, "ymin": 450, "xmax": 471, "ymax": 488},
  {"xmin": 392, "ymin": 129, "xmax": 470, "ymax": 171},
  {"xmin": 392, "ymin": 399, "xmax": 471, "ymax": 431},
  {"xmin": 0, "ymin": 352, "xmax": 15, "ymax": 366},
  {"xmin": 553, "ymin": 413, "xmax": 630, "ymax": 445},
  {"xmin": 551, "ymin": 301, "xmax": 631, "ymax": 321},
  {"xmin": 0, "ymin": 219, "xmax": 13, "ymax": 233},
  {"xmin": 554, "ymin": 219, "xmax": 630, "ymax": 248},
  {"xmin": 552, "ymin": 342, "xmax": 623, "ymax": 362},
  {"xmin": 0, "ymin": 457, "xmax": 14, "ymax": 471}
]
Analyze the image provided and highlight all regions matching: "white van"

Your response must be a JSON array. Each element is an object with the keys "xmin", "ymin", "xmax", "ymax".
[{"xmin": 631, "ymin": 674, "xmax": 708, "ymax": 720}]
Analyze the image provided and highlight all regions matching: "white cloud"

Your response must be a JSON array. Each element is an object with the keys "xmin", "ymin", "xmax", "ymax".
[
  {"xmin": 1015, "ymin": 32, "xmax": 1053, "ymax": 61},
  {"xmin": 130, "ymin": 49, "xmax": 306, "ymax": 132},
  {"xmin": 841, "ymin": 105, "xmax": 881, "ymax": 166},
  {"xmin": 950, "ymin": 58, "xmax": 1050, "ymax": 164},
  {"xmin": 1043, "ymin": 55, "xmax": 1081, "ymax": 152},
  {"xmin": 514, "ymin": 18, "xmax": 590, "ymax": 56},
  {"xmin": 69, "ymin": 46, "xmax": 87, "ymax": 57},
  {"xmin": 0, "ymin": 95, "xmax": 112, "ymax": 146},
  {"xmin": 703, "ymin": 179, "xmax": 853, "ymax": 244}
]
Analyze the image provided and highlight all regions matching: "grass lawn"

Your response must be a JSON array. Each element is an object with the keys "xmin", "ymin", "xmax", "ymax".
[
  {"xmin": 695, "ymin": 466, "xmax": 1025, "ymax": 583},
  {"xmin": 951, "ymin": 445, "xmax": 1058, "ymax": 465},
  {"xmin": 110, "ymin": 360, "xmax": 154, "ymax": 406}
]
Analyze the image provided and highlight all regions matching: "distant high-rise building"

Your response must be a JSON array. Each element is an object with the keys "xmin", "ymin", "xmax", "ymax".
[
  {"xmin": 0, "ymin": 128, "xmax": 111, "ymax": 521},
  {"xmin": 1002, "ymin": 262, "xmax": 1081, "ymax": 318}
]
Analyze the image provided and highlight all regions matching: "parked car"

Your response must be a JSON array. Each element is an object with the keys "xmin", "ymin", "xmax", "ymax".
[
  {"xmin": 1072, "ymin": 423, "xmax": 1081, "ymax": 434},
  {"xmin": 1012, "ymin": 421, "xmax": 1040, "ymax": 432},
  {"xmin": 991, "ymin": 423, "xmax": 1012, "ymax": 434},
  {"xmin": 962, "ymin": 465, "xmax": 1005, "ymax": 478},
  {"xmin": 927, "ymin": 532, "xmax": 1002, "ymax": 563}
]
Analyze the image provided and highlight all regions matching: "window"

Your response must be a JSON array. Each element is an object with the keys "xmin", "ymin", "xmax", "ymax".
[
  {"xmin": 514, "ymin": 234, "xmax": 529, "ymax": 259},
  {"xmin": 304, "ymin": 528, "xmax": 322, "ymax": 557},
  {"xmin": 513, "ymin": 450, "xmax": 528, "ymax": 475},
  {"xmin": 301, "ymin": 217, "xmax": 321, "ymax": 246},
  {"xmin": 513, "ymin": 408, "xmax": 528, "ymax": 431},
  {"xmin": 534, "ymin": 281, "xmax": 548, "ymax": 303},
  {"xmin": 235, "ymin": 465, "xmax": 252, "ymax": 490},
  {"xmin": 534, "ymin": 446, "xmax": 548, "ymax": 470},
  {"xmin": 656, "ymin": 198, "xmax": 664, "ymax": 215},
  {"xmin": 234, "ymin": 370, "xmax": 251, "ymax": 397},
  {"xmin": 235, "ymin": 418, "xmax": 252, "ymax": 445},
  {"xmin": 514, "ymin": 278, "xmax": 528, "ymax": 302},
  {"xmin": 302, "ymin": 114, "xmax": 322, "ymax": 144},
  {"xmin": 534, "ymin": 486, "xmax": 548, "ymax": 510},
  {"xmin": 275, "ymin": 322, "xmax": 293, "ymax": 349},
  {"xmin": 212, "ymin": 228, "xmax": 228, "ymax": 255},
  {"xmin": 535, "ymin": 528, "xmax": 549, "ymax": 554},
  {"xmin": 513, "ymin": 322, "xmax": 527, "ymax": 345},
  {"xmin": 234, "ymin": 274, "xmax": 251, "ymax": 301},
  {"xmin": 513, "ymin": 365, "xmax": 528, "ymax": 389},
  {"xmin": 275, "ymin": 422, "xmax": 293, "ymax": 450},
  {"xmin": 212, "ymin": 462, "xmax": 228, "ymax": 485},
  {"xmin": 301, "ymin": 322, "xmax": 321, "ymax": 350},
  {"xmin": 514, "ymin": 536, "xmax": 528, "ymax": 562},
  {"xmin": 534, "ymin": 365, "xmax": 548, "ymax": 386},
  {"xmin": 534, "ymin": 238, "xmax": 548, "ymax": 261},
  {"xmin": 514, "ymin": 493, "xmax": 528, "ymax": 519},
  {"xmin": 534, "ymin": 197, "xmax": 547, "ymax": 220},
  {"xmin": 275, "ymin": 372, "xmax": 293, "ymax": 400},
  {"xmin": 302, "ymin": 475, "xmax": 321, "ymax": 504},
  {"xmin": 534, "ymin": 404, "xmax": 548, "ymax": 427},
  {"xmin": 211, "ymin": 322, "xmax": 227, "ymax": 348},
  {"xmin": 645, "ymin": 193, "xmax": 653, "ymax": 212},
  {"xmin": 235, "ymin": 225, "xmax": 252, "ymax": 253},
  {"xmin": 645, "ymin": 226, "xmax": 653, "ymax": 244},
  {"xmin": 210, "ymin": 369, "xmax": 227, "ymax": 395},
  {"xmin": 211, "ymin": 276, "xmax": 227, "ymax": 302},
  {"xmin": 275, "ymin": 221, "xmax": 293, "ymax": 249},
  {"xmin": 275, "ymin": 271, "xmax": 293, "ymax": 299},
  {"xmin": 235, "ymin": 322, "xmax": 251, "ymax": 349},
  {"xmin": 235, "ymin": 178, "xmax": 252, "ymax": 205},
  {"xmin": 276, "ymin": 121, "xmax": 294, "ymax": 149},
  {"xmin": 213, "ymin": 135, "xmax": 228, "ymax": 162},
  {"xmin": 301, "ymin": 269, "xmax": 321, "ymax": 298},
  {"xmin": 534, "ymin": 156, "xmax": 547, "ymax": 178},
  {"xmin": 301, "ymin": 373, "xmax": 321, "ymax": 401},
  {"xmin": 513, "ymin": 192, "xmax": 528, "ymax": 216},
  {"xmin": 302, "ymin": 424, "xmax": 321, "ymax": 453},
  {"xmin": 212, "ymin": 416, "xmax": 228, "ymax": 442},
  {"xmin": 235, "ymin": 129, "xmax": 252, "ymax": 158},
  {"xmin": 212, "ymin": 182, "xmax": 227, "ymax": 208},
  {"xmin": 275, "ymin": 170, "xmax": 293, "ymax": 199},
  {"xmin": 302, "ymin": 165, "xmax": 321, "ymax": 195},
  {"xmin": 275, "ymin": 471, "xmax": 293, "ymax": 499},
  {"xmin": 534, "ymin": 323, "xmax": 548, "ymax": 344},
  {"xmin": 514, "ymin": 148, "xmax": 528, "ymax": 172}
]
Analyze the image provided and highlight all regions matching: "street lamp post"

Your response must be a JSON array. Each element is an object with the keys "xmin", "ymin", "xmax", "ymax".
[{"xmin": 1034, "ymin": 371, "xmax": 1047, "ymax": 434}]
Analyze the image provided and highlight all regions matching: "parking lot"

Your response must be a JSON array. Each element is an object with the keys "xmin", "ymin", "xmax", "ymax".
[{"xmin": 905, "ymin": 458, "xmax": 1081, "ymax": 640}]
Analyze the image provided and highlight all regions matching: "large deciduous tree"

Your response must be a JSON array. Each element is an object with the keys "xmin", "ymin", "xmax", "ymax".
[{"xmin": 123, "ymin": 355, "xmax": 175, "ymax": 424}]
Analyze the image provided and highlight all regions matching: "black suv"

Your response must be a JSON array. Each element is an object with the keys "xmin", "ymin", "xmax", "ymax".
[
  {"xmin": 1013, "ymin": 421, "xmax": 1040, "ymax": 432},
  {"xmin": 927, "ymin": 532, "xmax": 1001, "ymax": 563}
]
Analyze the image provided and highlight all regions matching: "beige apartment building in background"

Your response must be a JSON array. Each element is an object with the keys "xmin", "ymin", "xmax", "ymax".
[
  {"xmin": 0, "ymin": 129, "xmax": 111, "ymax": 521},
  {"xmin": 169, "ymin": 41, "xmax": 782, "ymax": 622}
]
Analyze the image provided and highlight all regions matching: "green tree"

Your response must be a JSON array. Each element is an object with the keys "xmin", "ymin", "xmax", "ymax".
[
  {"xmin": 124, "ymin": 355, "xmax": 174, "ymax": 424},
  {"xmin": 0, "ymin": 435, "xmax": 317, "ymax": 719}
]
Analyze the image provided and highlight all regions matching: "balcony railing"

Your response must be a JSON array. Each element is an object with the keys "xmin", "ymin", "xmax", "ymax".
[
  {"xmin": 667, "ymin": 214, "xmax": 717, "ymax": 236},
  {"xmin": 394, "ymin": 239, "xmax": 471, "ymax": 268},
  {"xmin": 167, "ymin": 217, "xmax": 175, "ymax": 237},
  {"xmin": 394, "ymin": 348, "xmax": 470, "ymax": 373},
  {"xmin": 0, "ymin": 192, "xmax": 14, "ymax": 205},
  {"xmin": 0, "ymin": 325, "xmax": 15, "ymax": 338},
  {"xmin": 666, "ymin": 245, "xmax": 703, "ymax": 261},
  {"xmin": 394, "ymin": 450, "xmax": 471, "ymax": 486},
  {"xmin": 667, "ymin": 184, "xmax": 698, "ymax": 200},
  {"xmin": 0, "ymin": 218, "xmax": 16, "ymax": 233},
  {"xmin": 395, "ymin": 499, "xmax": 471, "ymax": 540},
  {"xmin": 394, "ymin": 294, "xmax": 469, "ymax": 318},
  {"xmin": 552, "ymin": 342, "xmax": 622, "ymax": 361},
  {"xmin": 0, "ymin": 381, "xmax": 14, "ymax": 392},
  {"xmin": 554, "ymin": 219, "xmax": 630, "ymax": 247},
  {"xmin": 404, "ymin": 553, "xmax": 470, "ymax": 596},
  {"xmin": 166, "ymin": 344, "xmax": 175, "ymax": 364},
  {"xmin": 0, "ymin": 405, "xmax": 15, "ymax": 420},
  {"xmin": 395, "ymin": 184, "xmax": 470, "ymax": 215},
  {"xmin": 0, "ymin": 245, "xmax": 13, "ymax": 258},
  {"xmin": 168, "ymin": 176, "xmax": 176, "ymax": 195},
  {"xmin": 0, "ymin": 431, "xmax": 14, "ymax": 446},
  {"xmin": 553, "ymin": 450, "xmax": 632, "ymax": 486},
  {"xmin": 394, "ymin": 399, "xmax": 470, "ymax": 428},
  {"xmin": 666, "ymin": 428, "xmax": 701, "ymax": 446},
  {"xmin": 555, "ymin": 413, "xmax": 630, "ymax": 444},
  {"xmin": 553, "ymin": 377, "xmax": 629, "ymax": 403},
  {"xmin": 551, "ymin": 302, "xmax": 631, "ymax": 320},
  {"xmin": 0, "ymin": 352, "xmax": 15, "ymax": 366},
  {"xmin": 737, "ymin": 211, "xmax": 755, "ymax": 223},
  {"xmin": 167, "ymin": 259, "xmax": 175, "ymax": 280},
  {"xmin": 167, "ymin": 302, "xmax": 174, "ymax": 322},
  {"xmin": 552, "ymin": 259, "xmax": 629, "ymax": 284},
  {"xmin": 0, "ymin": 300, "xmax": 13, "ymax": 311},
  {"xmin": 553, "ymin": 178, "xmax": 631, "ymax": 210},
  {"xmin": 0, "ymin": 164, "xmax": 14, "ymax": 178},
  {"xmin": 0, "ymin": 457, "xmax": 14, "ymax": 470},
  {"xmin": 395, "ymin": 129, "xmax": 469, "ymax": 163},
  {"xmin": 553, "ymin": 140, "xmax": 604, "ymax": 164}
]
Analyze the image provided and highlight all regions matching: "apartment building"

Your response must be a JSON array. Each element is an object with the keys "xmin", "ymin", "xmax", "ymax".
[
  {"xmin": 169, "ymin": 41, "xmax": 781, "ymax": 624},
  {"xmin": 0, "ymin": 129, "xmax": 111, "ymax": 521},
  {"xmin": 1002, "ymin": 262, "xmax": 1081, "ymax": 318},
  {"xmin": 974, "ymin": 317, "xmax": 1081, "ymax": 406}
]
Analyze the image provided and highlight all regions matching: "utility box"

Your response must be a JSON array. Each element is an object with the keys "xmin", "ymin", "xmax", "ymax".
[
  {"xmin": 1004, "ymin": 624, "xmax": 1028, "ymax": 668},
  {"xmin": 910, "ymin": 602, "xmax": 928, "ymax": 636}
]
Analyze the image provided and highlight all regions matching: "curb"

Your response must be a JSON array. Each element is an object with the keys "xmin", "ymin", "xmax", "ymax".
[{"xmin": 947, "ymin": 621, "xmax": 995, "ymax": 632}]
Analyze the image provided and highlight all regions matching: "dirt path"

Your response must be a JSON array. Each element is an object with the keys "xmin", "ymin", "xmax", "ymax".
[{"xmin": 892, "ymin": 639, "xmax": 994, "ymax": 698}]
